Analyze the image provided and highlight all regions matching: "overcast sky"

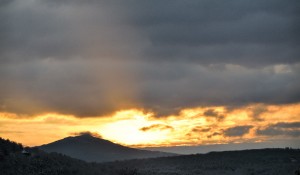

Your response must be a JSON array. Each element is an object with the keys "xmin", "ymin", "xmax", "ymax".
[{"xmin": 1, "ymin": 0, "xmax": 299, "ymax": 117}]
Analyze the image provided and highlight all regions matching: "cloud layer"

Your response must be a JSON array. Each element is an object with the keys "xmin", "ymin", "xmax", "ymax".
[
  {"xmin": 224, "ymin": 125, "xmax": 253, "ymax": 137},
  {"xmin": 1, "ymin": 0, "xmax": 299, "ymax": 117},
  {"xmin": 1, "ymin": 104, "xmax": 300, "ymax": 146},
  {"xmin": 257, "ymin": 122, "xmax": 300, "ymax": 137}
]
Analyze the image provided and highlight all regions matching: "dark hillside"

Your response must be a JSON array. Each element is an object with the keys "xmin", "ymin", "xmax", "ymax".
[
  {"xmin": 104, "ymin": 148, "xmax": 300, "ymax": 175},
  {"xmin": 0, "ymin": 137, "xmax": 126, "ymax": 175},
  {"xmin": 39, "ymin": 134, "xmax": 176, "ymax": 162},
  {"xmin": 0, "ymin": 137, "xmax": 23, "ymax": 157},
  {"xmin": 1, "ymin": 137, "xmax": 299, "ymax": 175}
]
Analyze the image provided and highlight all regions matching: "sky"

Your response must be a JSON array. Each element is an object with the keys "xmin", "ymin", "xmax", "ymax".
[{"xmin": 0, "ymin": 0, "xmax": 300, "ymax": 150}]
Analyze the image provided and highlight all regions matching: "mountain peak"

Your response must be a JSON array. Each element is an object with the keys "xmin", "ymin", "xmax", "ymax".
[{"xmin": 39, "ymin": 134, "xmax": 176, "ymax": 162}]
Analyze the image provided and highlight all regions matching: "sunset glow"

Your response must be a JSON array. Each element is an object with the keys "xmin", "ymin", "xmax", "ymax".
[
  {"xmin": 1, "ymin": 0, "xmax": 299, "ymax": 153},
  {"xmin": 1, "ymin": 103, "xmax": 299, "ymax": 147}
]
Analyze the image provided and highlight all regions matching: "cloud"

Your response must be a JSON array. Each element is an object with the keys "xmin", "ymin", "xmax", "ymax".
[
  {"xmin": 207, "ymin": 132, "xmax": 222, "ymax": 138},
  {"xmin": 250, "ymin": 104, "xmax": 268, "ymax": 121},
  {"xmin": 187, "ymin": 127, "xmax": 212, "ymax": 138},
  {"xmin": 203, "ymin": 109, "xmax": 225, "ymax": 120},
  {"xmin": 125, "ymin": 0, "xmax": 300, "ymax": 66},
  {"xmin": 140, "ymin": 124, "xmax": 174, "ymax": 132},
  {"xmin": 69, "ymin": 131, "xmax": 102, "ymax": 138},
  {"xmin": 0, "ymin": 0, "xmax": 299, "ymax": 117},
  {"xmin": 256, "ymin": 122, "xmax": 300, "ymax": 137},
  {"xmin": 272, "ymin": 122, "xmax": 300, "ymax": 128},
  {"xmin": 191, "ymin": 127, "xmax": 211, "ymax": 133},
  {"xmin": 224, "ymin": 125, "xmax": 253, "ymax": 137}
]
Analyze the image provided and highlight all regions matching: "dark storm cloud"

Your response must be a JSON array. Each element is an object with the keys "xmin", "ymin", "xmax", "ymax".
[
  {"xmin": 0, "ymin": 0, "xmax": 137, "ymax": 63},
  {"xmin": 138, "ymin": 63, "xmax": 300, "ymax": 116},
  {"xmin": 0, "ymin": 0, "xmax": 142, "ymax": 116},
  {"xmin": 124, "ymin": 0, "xmax": 300, "ymax": 66},
  {"xmin": 224, "ymin": 125, "xmax": 253, "ymax": 137},
  {"xmin": 0, "ymin": 0, "xmax": 299, "ymax": 117},
  {"xmin": 257, "ymin": 122, "xmax": 300, "ymax": 137}
]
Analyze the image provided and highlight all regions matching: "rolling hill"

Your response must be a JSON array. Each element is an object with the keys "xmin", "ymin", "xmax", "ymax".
[
  {"xmin": 1, "ymin": 137, "xmax": 299, "ymax": 175},
  {"xmin": 38, "ymin": 134, "xmax": 176, "ymax": 162},
  {"xmin": 103, "ymin": 148, "xmax": 300, "ymax": 175}
]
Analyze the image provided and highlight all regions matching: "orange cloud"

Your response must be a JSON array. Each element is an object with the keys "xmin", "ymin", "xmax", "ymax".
[
  {"xmin": 140, "ymin": 124, "xmax": 174, "ymax": 132},
  {"xmin": 0, "ymin": 103, "xmax": 300, "ymax": 147}
]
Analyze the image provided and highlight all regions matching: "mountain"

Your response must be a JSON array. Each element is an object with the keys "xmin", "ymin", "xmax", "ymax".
[
  {"xmin": 2, "ymin": 137, "xmax": 299, "ymax": 175},
  {"xmin": 0, "ymin": 137, "xmax": 23, "ymax": 156},
  {"xmin": 1, "ymin": 137, "xmax": 140, "ymax": 175},
  {"xmin": 38, "ymin": 134, "xmax": 176, "ymax": 162},
  {"xmin": 0, "ymin": 137, "xmax": 114, "ymax": 175}
]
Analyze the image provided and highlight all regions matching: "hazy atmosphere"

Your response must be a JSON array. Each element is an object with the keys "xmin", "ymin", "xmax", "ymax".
[{"xmin": 1, "ymin": 0, "xmax": 300, "ymax": 151}]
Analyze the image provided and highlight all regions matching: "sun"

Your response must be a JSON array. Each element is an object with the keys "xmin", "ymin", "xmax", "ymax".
[{"xmin": 99, "ymin": 115, "xmax": 168, "ymax": 146}]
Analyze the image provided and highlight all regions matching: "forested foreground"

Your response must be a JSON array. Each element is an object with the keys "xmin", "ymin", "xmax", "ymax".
[
  {"xmin": 1, "ymin": 137, "xmax": 300, "ymax": 175},
  {"xmin": 0, "ymin": 138, "xmax": 126, "ymax": 175},
  {"xmin": 107, "ymin": 148, "xmax": 300, "ymax": 175}
]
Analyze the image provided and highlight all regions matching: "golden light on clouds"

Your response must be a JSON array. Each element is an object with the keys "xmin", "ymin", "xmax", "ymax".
[{"xmin": 1, "ymin": 103, "xmax": 300, "ymax": 147}]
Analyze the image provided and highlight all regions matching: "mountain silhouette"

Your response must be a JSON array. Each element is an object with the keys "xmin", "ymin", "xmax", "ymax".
[{"xmin": 38, "ymin": 134, "xmax": 176, "ymax": 162}]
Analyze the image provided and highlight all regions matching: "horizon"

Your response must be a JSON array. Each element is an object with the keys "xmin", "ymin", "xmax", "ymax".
[
  {"xmin": 1, "ymin": 0, "xmax": 300, "ymax": 151},
  {"xmin": 2, "ymin": 132, "xmax": 300, "ymax": 155}
]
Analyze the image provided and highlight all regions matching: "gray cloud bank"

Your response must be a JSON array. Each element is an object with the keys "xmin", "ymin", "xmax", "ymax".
[
  {"xmin": 257, "ymin": 122, "xmax": 300, "ymax": 137},
  {"xmin": 0, "ymin": 0, "xmax": 299, "ymax": 117}
]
